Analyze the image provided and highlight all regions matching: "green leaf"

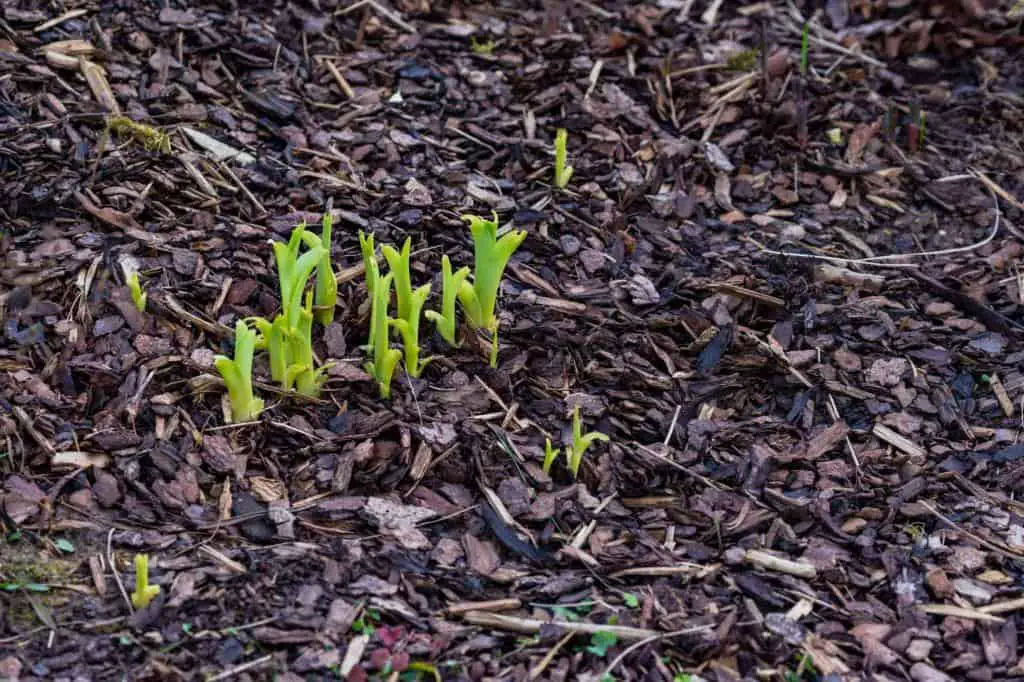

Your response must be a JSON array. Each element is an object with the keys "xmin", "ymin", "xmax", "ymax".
[
  {"xmin": 382, "ymin": 237, "xmax": 414, "ymax": 323},
  {"xmin": 55, "ymin": 538, "xmax": 75, "ymax": 553},
  {"xmin": 622, "ymin": 592, "xmax": 639, "ymax": 608},
  {"xmin": 586, "ymin": 630, "xmax": 618, "ymax": 658},
  {"xmin": 313, "ymin": 211, "xmax": 337, "ymax": 325},
  {"xmin": 553, "ymin": 128, "xmax": 573, "ymax": 189}
]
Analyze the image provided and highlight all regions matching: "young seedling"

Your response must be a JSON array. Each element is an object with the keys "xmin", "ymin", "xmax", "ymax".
[
  {"xmin": 799, "ymin": 21, "xmax": 810, "ymax": 75},
  {"xmin": 553, "ymin": 128, "xmax": 573, "ymax": 189},
  {"xmin": 284, "ymin": 291, "xmax": 332, "ymax": 397},
  {"xmin": 565, "ymin": 407, "xmax": 609, "ymax": 478},
  {"xmin": 470, "ymin": 36, "xmax": 496, "ymax": 55},
  {"xmin": 107, "ymin": 116, "xmax": 171, "ymax": 154},
  {"xmin": 359, "ymin": 230, "xmax": 379, "ymax": 298},
  {"xmin": 541, "ymin": 437, "xmax": 560, "ymax": 476},
  {"xmin": 382, "ymin": 237, "xmax": 414, "ymax": 322},
  {"xmin": 390, "ymin": 283, "xmax": 432, "ymax": 377},
  {"xmin": 126, "ymin": 271, "xmax": 147, "ymax": 312},
  {"xmin": 425, "ymin": 255, "xmax": 470, "ymax": 346},
  {"xmin": 214, "ymin": 320, "xmax": 264, "ymax": 422},
  {"xmin": 130, "ymin": 554, "xmax": 161, "ymax": 610},
  {"xmin": 364, "ymin": 272, "xmax": 402, "ymax": 399},
  {"xmin": 456, "ymin": 212, "xmax": 527, "ymax": 367},
  {"xmin": 312, "ymin": 211, "xmax": 337, "ymax": 325},
  {"xmin": 273, "ymin": 226, "xmax": 325, "ymax": 330}
]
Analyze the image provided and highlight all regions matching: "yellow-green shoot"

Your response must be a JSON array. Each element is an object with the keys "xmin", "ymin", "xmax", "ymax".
[
  {"xmin": 313, "ymin": 212, "xmax": 337, "ymax": 325},
  {"xmin": 359, "ymin": 230, "xmax": 378, "ymax": 298},
  {"xmin": 391, "ymin": 283, "xmax": 431, "ymax": 377},
  {"xmin": 541, "ymin": 437, "xmax": 560, "ymax": 476},
  {"xmin": 214, "ymin": 320, "xmax": 264, "ymax": 422},
  {"xmin": 456, "ymin": 212, "xmax": 526, "ymax": 367},
  {"xmin": 553, "ymin": 128, "xmax": 573, "ymax": 189},
  {"xmin": 126, "ymin": 271, "xmax": 147, "ymax": 312},
  {"xmin": 131, "ymin": 553, "xmax": 161, "ymax": 610},
  {"xmin": 565, "ymin": 407, "xmax": 609, "ymax": 478},
  {"xmin": 425, "ymin": 255, "xmax": 470, "ymax": 346},
  {"xmin": 273, "ymin": 225, "xmax": 325, "ymax": 331},
  {"xmin": 365, "ymin": 272, "xmax": 402, "ymax": 398},
  {"xmin": 283, "ymin": 291, "xmax": 333, "ymax": 397},
  {"xmin": 382, "ymin": 237, "xmax": 414, "ymax": 322}
]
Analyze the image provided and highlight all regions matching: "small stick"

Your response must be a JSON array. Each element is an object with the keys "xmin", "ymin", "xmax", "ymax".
[
  {"xmin": 746, "ymin": 549, "xmax": 816, "ymax": 578},
  {"xmin": 463, "ymin": 611, "xmax": 660, "ymax": 641}
]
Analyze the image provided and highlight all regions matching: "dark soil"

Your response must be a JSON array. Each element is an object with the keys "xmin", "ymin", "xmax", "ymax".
[{"xmin": 3, "ymin": 0, "xmax": 1024, "ymax": 680}]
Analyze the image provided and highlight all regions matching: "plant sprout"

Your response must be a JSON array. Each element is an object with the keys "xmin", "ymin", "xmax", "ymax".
[
  {"xmin": 131, "ymin": 553, "xmax": 161, "ymax": 610},
  {"xmin": 553, "ymin": 128, "xmax": 573, "ymax": 189},
  {"xmin": 800, "ymin": 22, "xmax": 810, "ymax": 75},
  {"xmin": 565, "ymin": 407, "xmax": 609, "ymax": 478},
  {"xmin": 456, "ymin": 212, "xmax": 527, "ymax": 367},
  {"xmin": 359, "ymin": 230, "xmax": 378, "ymax": 298},
  {"xmin": 283, "ymin": 291, "xmax": 332, "ymax": 397},
  {"xmin": 214, "ymin": 320, "xmax": 264, "ymax": 422},
  {"xmin": 364, "ymin": 272, "xmax": 402, "ymax": 399},
  {"xmin": 390, "ymin": 283, "xmax": 432, "ymax": 378},
  {"xmin": 382, "ymin": 237, "xmax": 414, "ymax": 322},
  {"xmin": 541, "ymin": 438, "xmax": 560, "ymax": 476},
  {"xmin": 425, "ymin": 255, "xmax": 470, "ymax": 346},
  {"xmin": 126, "ymin": 271, "xmax": 147, "ymax": 312},
  {"xmin": 313, "ymin": 211, "xmax": 337, "ymax": 325}
]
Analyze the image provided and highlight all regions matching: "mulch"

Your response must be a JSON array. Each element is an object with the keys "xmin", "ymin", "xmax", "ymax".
[{"xmin": 2, "ymin": 0, "xmax": 1024, "ymax": 680}]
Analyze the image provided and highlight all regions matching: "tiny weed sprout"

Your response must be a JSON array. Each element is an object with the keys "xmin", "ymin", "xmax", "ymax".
[
  {"xmin": 313, "ymin": 211, "xmax": 337, "ymax": 325},
  {"xmin": 107, "ymin": 116, "xmax": 171, "ymax": 154},
  {"xmin": 382, "ymin": 237, "xmax": 414, "ymax": 322},
  {"xmin": 365, "ymin": 272, "xmax": 402, "ymax": 398},
  {"xmin": 390, "ymin": 283, "xmax": 432, "ymax": 377},
  {"xmin": 553, "ymin": 128, "xmax": 573, "ymax": 189},
  {"xmin": 457, "ymin": 212, "xmax": 527, "ymax": 367},
  {"xmin": 470, "ymin": 36, "xmax": 496, "ymax": 55},
  {"xmin": 359, "ymin": 230, "xmax": 379, "ymax": 298},
  {"xmin": 541, "ymin": 437, "xmax": 560, "ymax": 476},
  {"xmin": 126, "ymin": 271, "xmax": 147, "ymax": 312},
  {"xmin": 799, "ymin": 22, "xmax": 810, "ymax": 75},
  {"xmin": 565, "ymin": 407, "xmax": 609, "ymax": 478},
  {"xmin": 131, "ymin": 553, "xmax": 160, "ymax": 610},
  {"xmin": 425, "ymin": 255, "xmax": 470, "ymax": 346},
  {"xmin": 214, "ymin": 320, "xmax": 264, "ymax": 422}
]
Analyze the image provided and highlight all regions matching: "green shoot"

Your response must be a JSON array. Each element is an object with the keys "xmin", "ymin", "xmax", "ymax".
[
  {"xmin": 541, "ymin": 437, "xmax": 560, "ymax": 476},
  {"xmin": 918, "ymin": 110, "xmax": 927, "ymax": 149},
  {"xmin": 131, "ymin": 553, "xmax": 160, "ymax": 610},
  {"xmin": 359, "ymin": 230, "xmax": 378, "ymax": 298},
  {"xmin": 565, "ymin": 407, "xmax": 609, "ymax": 478},
  {"xmin": 800, "ymin": 22, "xmax": 810, "ymax": 75},
  {"xmin": 456, "ymin": 212, "xmax": 527, "ymax": 367},
  {"xmin": 273, "ymin": 225, "xmax": 325, "ymax": 330},
  {"xmin": 249, "ymin": 315, "xmax": 288, "ymax": 384},
  {"xmin": 313, "ymin": 211, "xmax": 337, "ymax": 325},
  {"xmin": 214, "ymin": 320, "xmax": 264, "ymax": 422},
  {"xmin": 382, "ymin": 237, "xmax": 414, "ymax": 322},
  {"xmin": 425, "ymin": 255, "xmax": 470, "ymax": 346},
  {"xmin": 553, "ymin": 128, "xmax": 573, "ymax": 189},
  {"xmin": 390, "ymin": 284, "xmax": 432, "ymax": 377},
  {"xmin": 284, "ymin": 291, "xmax": 332, "ymax": 397},
  {"xmin": 470, "ymin": 36, "xmax": 496, "ymax": 55},
  {"xmin": 365, "ymin": 273, "xmax": 402, "ymax": 399},
  {"xmin": 126, "ymin": 271, "xmax": 147, "ymax": 312}
]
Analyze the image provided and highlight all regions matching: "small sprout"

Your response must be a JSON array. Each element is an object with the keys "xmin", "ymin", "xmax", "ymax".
[
  {"xmin": 126, "ymin": 271, "xmax": 147, "ymax": 312},
  {"xmin": 382, "ymin": 237, "xmax": 414, "ymax": 323},
  {"xmin": 214, "ymin": 320, "xmax": 264, "ymax": 422},
  {"xmin": 470, "ymin": 36, "xmax": 496, "ymax": 55},
  {"xmin": 273, "ymin": 225, "xmax": 325, "ymax": 330},
  {"xmin": 553, "ymin": 128, "xmax": 573, "ymax": 189},
  {"xmin": 107, "ymin": 116, "xmax": 171, "ymax": 154},
  {"xmin": 364, "ymin": 272, "xmax": 402, "ymax": 399},
  {"xmin": 390, "ymin": 283, "xmax": 432, "ymax": 378},
  {"xmin": 425, "ymin": 255, "xmax": 470, "ymax": 346},
  {"xmin": 313, "ymin": 211, "xmax": 338, "ymax": 325},
  {"xmin": 918, "ymin": 110, "xmax": 927, "ymax": 149},
  {"xmin": 130, "ymin": 553, "xmax": 161, "ymax": 610},
  {"xmin": 799, "ymin": 21, "xmax": 810, "ymax": 75},
  {"xmin": 565, "ymin": 407, "xmax": 609, "ymax": 478},
  {"xmin": 456, "ymin": 212, "xmax": 527, "ymax": 367},
  {"xmin": 541, "ymin": 438, "xmax": 560, "ymax": 476},
  {"xmin": 359, "ymin": 230, "xmax": 379, "ymax": 298},
  {"xmin": 825, "ymin": 127, "xmax": 843, "ymax": 145},
  {"xmin": 284, "ymin": 291, "xmax": 333, "ymax": 397},
  {"xmin": 586, "ymin": 629, "xmax": 618, "ymax": 657}
]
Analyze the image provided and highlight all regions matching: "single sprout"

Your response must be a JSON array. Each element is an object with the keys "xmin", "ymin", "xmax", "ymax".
[
  {"xmin": 425, "ymin": 255, "xmax": 470, "ymax": 346},
  {"xmin": 799, "ymin": 21, "xmax": 810, "ymax": 75},
  {"xmin": 313, "ymin": 211, "xmax": 337, "ymax": 325},
  {"xmin": 470, "ymin": 36, "xmax": 496, "ymax": 55},
  {"xmin": 541, "ymin": 437, "xmax": 561, "ymax": 476},
  {"xmin": 918, "ymin": 110, "xmax": 927, "ymax": 149},
  {"xmin": 130, "ymin": 553, "xmax": 161, "ymax": 610},
  {"xmin": 565, "ymin": 407, "xmax": 609, "ymax": 478},
  {"xmin": 553, "ymin": 128, "xmax": 574, "ymax": 189},
  {"xmin": 382, "ymin": 237, "xmax": 414, "ymax": 322},
  {"xmin": 214, "ymin": 320, "xmax": 264, "ymax": 422},
  {"xmin": 126, "ymin": 271, "xmax": 147, "ymax": 312},
  {"xmin": 391, "ymin": 283, "xmax": 432, "ymax": 377},
  {"xmin": 359, "ymin": 230, "xmax": 378, "ymax": 298},
  {"xmin": 107, "ymin": 116, "xmax": 171, "ymax": 154},
  {"xmin": 364, "ymin": 272, "xmax": 402, "ymax": 399},
  {"xmin": 825, "ymin": 128, "xmax": 842, "ymax": 145},
  {"xmin": 249, "ymin": 315, "xmax": 288, "ymax": 384},
  {"xmin": 456, "ymin": 212, "xmax": 527, "ymax": 367},
  {"xmin": 284, "ymin": 291, "xmax": 333, "ymax": 397},
  {"xmin": 273, "ymin": 225, "xmax": 325, "ymax": 330}
]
